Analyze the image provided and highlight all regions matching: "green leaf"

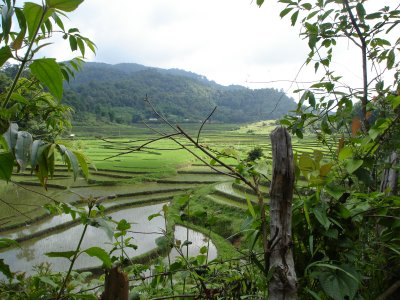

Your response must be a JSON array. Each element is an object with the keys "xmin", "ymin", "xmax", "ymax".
[
  {"xmin": 30, "ymin": 58, "xmax": 64, "ymax": 99},
  {"xmin": 155, "ymin": 236, "xmax": 170, "ymax": 249},
  {"xmin": 38, "ymin": 276, "xmax": 58, "ymax": 288},
  {"xmin": 308, "ymin": 91, "xmax": 316, "ymax": 107},
  {"xmin": 73, "ymin": 150, "xmax": 89, "ymax": 179},
  {"xmin": 390, "ymin": 95, "xmax": 400, "ymax": 109},
  {"xmin": 312, "ymin": 206, "xmax": 331, "ymax": 230},
  {"xmin": 46, "ymin": 250, "xmax": 77, "ymax": 260},
  {"xmin": 0, "ymin": 152, "xmax": 14, "ymax": 181},
  {"xmin": 23, "ymin": 2, "xmax": 51, "ymax": 41},
  {"xmin": 317, "ymin": 265, "xmax": 359, "ymax": 300},
  {"xmin": 148, "ymin": 213, "xmax": 161, "ymax": 221},
  {"xmin": 116, "ymin": 219, "xmax": 131, "ymax": 231},
  {"xmin": 291, "ymin": 10, "xmax": 299, "ymax": 26},
  {"xmin": 15, "ymin": 131, "xmax": 33, "ymax": 171},
  {"xmin": 1, "ymin": 1, "xmax": 14, "ymax": 41},
  {"xmin": 365, "ymin": 12, "xmax": 382, "ymax": 19},
  {"xmin": 298, "ymin": 154, "xmax": 316, "ymax": 178},
  {"xmin": 3, "ymin": 122, "xmax": 18, "ymax": 151},
  {"xmin": 356, "ymin": 3, "xmax": 366, "ymax": 22},
  {"xmin": 91, "ymin": 217, "xmax": 114, "ymax": 240},
  {"xmin": 256, "ymin": 0, "xmax": 264, "ymax": 7},
  {"xmin": 83, "ymin": 247, "xmax": 112, "ymax": 268},
  {"xmin": 31, "ymin": 140, "xmax": 46, "ymax": 169},
  {"xmin": 338, "ymin": 147, "xmax": 353, "ymax": 161},
  {"xmin": 345, "ymin": 159, "xmax": 363, "ymax": 174},
  {"xmin": 46, "ymin": 0, "xmax": 84, "ymax": 12},
  {"xmin": 319, "ymin": 163, "xmax": 332, "ymax": 177},
  {"xmin": 246, "ymin": 196, "xmax": 256, "ymax": 218},
  {"xmin": 0, "ymin": 46, "xmax": 13, "ymax": 67},
  {"xmin": 0, "ymin": 259, "xmax": 12, "ymax": 279},
  {"xmin": 77, "ymin": 37, "xmax": 85, "ymax": 57},
  {"xmin": 280, "ymin": 7, "xmax": 293, "ymax": 18},
  {"xmin": 69, "ymin": 35, "xmax": 77, "ymax": 51},
  {"xmin": 387, "ymin": 49, "xmax": 395, "ymax": 69},
  {"xmin": 63, "ymin": 149, "xmax": 79, "ymax": 180},
  {"xmin": 0, "ymin": 238, "xmax": 19, "ymax": 249},
  {"xmin": 11, "ymin": 23, "xmax": 27, "ymax": 50},
  {"xmin": 301, "ymin": 3, "xmax": 312, "ymax": 10}
]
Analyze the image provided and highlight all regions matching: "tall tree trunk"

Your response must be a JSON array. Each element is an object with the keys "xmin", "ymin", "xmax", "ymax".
[{"xmin": 269, "ymin": 127, "xmax": 297, "ymax": 300}]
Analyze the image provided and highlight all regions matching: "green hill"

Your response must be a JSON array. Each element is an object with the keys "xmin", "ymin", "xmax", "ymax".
[{"xmin": 63, "ymin": 62, "xmax": 296, "ymax": 124}]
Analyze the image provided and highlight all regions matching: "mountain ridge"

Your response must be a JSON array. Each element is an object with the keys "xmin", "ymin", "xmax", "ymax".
[{"xmin": 63, "ymin": 62, "xmax": 296, "ymax": 124}]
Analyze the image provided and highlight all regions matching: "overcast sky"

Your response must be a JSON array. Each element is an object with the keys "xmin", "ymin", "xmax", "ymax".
[{"xmin": 42, "ymin": 0, "xmax": 398, "ymax": 100}]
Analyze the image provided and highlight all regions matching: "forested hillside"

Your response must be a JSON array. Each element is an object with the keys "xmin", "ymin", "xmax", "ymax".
[{"xmin": 63, "ymin": 62, "xmax": 296, "ymax": 123}]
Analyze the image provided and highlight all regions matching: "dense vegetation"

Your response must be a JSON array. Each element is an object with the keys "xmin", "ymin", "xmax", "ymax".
[
  {"xmin": 61, "ymin": 62, "xmax": 297, "ymax": 124},
  {"xmin": 0, "ymin": 0, "xmax": 400, "ymax": 299}
]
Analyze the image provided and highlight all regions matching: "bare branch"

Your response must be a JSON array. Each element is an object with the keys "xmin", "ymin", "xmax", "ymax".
[{"xmin": 196, "ymin": 106, "xmax": 217, "ymax": 144}]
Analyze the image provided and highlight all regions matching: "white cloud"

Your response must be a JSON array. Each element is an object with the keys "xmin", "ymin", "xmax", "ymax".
[{"xmin": 37, "ymin": 0, "xmax": 398, "ymax": 99}]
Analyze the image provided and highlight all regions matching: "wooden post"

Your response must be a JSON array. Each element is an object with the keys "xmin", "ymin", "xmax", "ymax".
[
  {"xmin": 380, "ymin": 151, "xmax": 398, "ymax": 195},
  {"xmin": 101, "ymin": 267, "xmax": 129, "ymax": 300},
  {"xmin": 269, "ymin": 127, "xmax": 297, "ymax": 300}
]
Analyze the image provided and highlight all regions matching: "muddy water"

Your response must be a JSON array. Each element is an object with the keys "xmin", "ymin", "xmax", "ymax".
[
  {"xmin": 2, "ymin": 203, "xmax": 166, "ymax": 274},
  {"xmin": 1, "ymin": 204, "xmax": 218, "ymax": 276},
  {"xmin": 170, "ymin": 225, "xmax": 217, "ymax": 262}
]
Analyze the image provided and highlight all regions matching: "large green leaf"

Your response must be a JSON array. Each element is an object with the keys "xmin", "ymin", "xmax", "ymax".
[
  {"xmin": 73, "ymin": 150, "xmax": 89, "ymax": 179},
  {"xmin": 30, "ymin": 140, "xmax": 46, "ymax": 169},
  {"xmin": 23, "ymin": 2, "xmax": 51, "ymax": 41},
  {"xmin": 318, "ymin": 265, "xmax": 359, "ymax": 300},
  {"xmin": 312, "ymin": 205, "xmax": 331, "ymax": 230},
  {"xmin": 3, "ymin": 122, "xmax": 18, "ymax": 151},
  {"xmin": 38, "ymin": 276, "xmax": 58, "ymax": 288},
  {"xmin": 12, "ymin": 8, "xmax": 27, "ymax": 50},
  {"xmin": 0, "ymin": 152, "xmax": 14, "ymax": 181},
  {"xmin": 46, "ymin": 0, "xmax": 84, "ymax": 12},
  {"xmin": 1, "ymin": 1, "xmax": 14, "ymax": 42},
  {"xmin": 83, "ymin": 247, "xmax": 111, "ymax": 268},
  {"xmin": 0, "ymin": 46, "xmax": 13, "ymax": 67},
  {"xmin": 29, "ymin": 58, "xmax": 64, "ymax": 99},
  {"xmin": 345, "ymin": 159, "xmax": 363, "ymax": 174},
  {"xmin": 64, "ymin": 149, "xmax": 79, "ymax": 180},
  {"xmin": 15, "ymin": 131, "xmax": 33, "ymax": 171}
]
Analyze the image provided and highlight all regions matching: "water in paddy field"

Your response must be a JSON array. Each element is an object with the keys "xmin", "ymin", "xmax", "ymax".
[
  {"xmin": 1, "ymin": 203, "xmax": 166, "ymax": 275},
  {"xmin": 170, "ymin": 225, "xmax": 217, "ymax": 262},
  {"xmin": 1, "ymin": 203, "xmax": 217, "ymax": 277}
]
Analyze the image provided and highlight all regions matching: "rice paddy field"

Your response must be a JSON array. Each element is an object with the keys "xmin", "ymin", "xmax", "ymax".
[{"xmin": 0, "ymin": 122, "xmax": 334, "ymax": 273}]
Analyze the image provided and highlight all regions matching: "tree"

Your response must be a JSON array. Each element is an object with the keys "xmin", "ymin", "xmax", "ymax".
[
  {"xmin": 0, "ymin": 0, "xmax": 95, "ymax": 280},
  {"xmin": 0, "ymin": 0, "xmax": 96, "ymax": 185},
  {"xmin": 256, "ymin": 0, "xmax": 400, "ymax": 298}
]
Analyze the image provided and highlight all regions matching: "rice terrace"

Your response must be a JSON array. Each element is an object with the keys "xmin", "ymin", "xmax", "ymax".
[
  {"xmin": 0, "ymin": 121, "xmax": 330, "ymax": 286},
  {"xmin": 1, "ymin": 0, "xmax": 400, "ymax": 299}
]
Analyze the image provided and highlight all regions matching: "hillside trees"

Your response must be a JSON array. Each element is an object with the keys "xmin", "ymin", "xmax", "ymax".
[{"xmin": 62, "ymin": 63, "xmax": 297, "ymax": 123}]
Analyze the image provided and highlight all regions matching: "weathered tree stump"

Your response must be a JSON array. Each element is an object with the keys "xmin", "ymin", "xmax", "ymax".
[
  {"xmin": 269, "ymin": 127, "xmax": 297, "ymax": 300},
  {"xmin": 101, "ymin": 267, "xmax": 129, "ymax": 300}
]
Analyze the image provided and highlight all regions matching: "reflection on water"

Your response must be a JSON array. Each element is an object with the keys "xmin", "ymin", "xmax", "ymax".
[
  {"xmin": 1, "ymin": 202, "xmax": 218, "ymax": 279},
  {"xmin": 170, "ymin": 225, "xmax": 217, "ymax": 261},
  {"xmin": 2, "ymin": 203, "xmax": 166, "ymax": 274}
]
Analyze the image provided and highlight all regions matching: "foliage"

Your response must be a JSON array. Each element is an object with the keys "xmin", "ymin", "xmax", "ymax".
[
  {"xmin": 0, "ymin": 0, "xmax": 95, "ymax": 187},
  {"xmin": 62, "ymin": 62, "xmax": 297, "ymax": 124},
  {"xmin": 256, "ymin": 0, "xmax": 400, "ymax": 298}
]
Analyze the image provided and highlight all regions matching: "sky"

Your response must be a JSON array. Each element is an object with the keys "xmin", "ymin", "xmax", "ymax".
[{"xmin": 41, "ymin": 0, "xmax": 398, "ymax": 100}]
